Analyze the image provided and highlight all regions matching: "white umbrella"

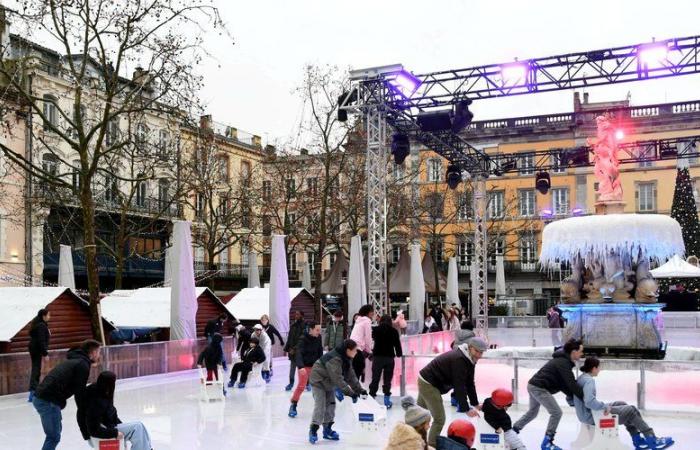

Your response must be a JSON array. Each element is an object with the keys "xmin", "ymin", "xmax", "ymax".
[
  {"xmin": 651, "ymin": 254, "xmax": 700, "ymax": 278},
  {"xmin": 247, "ymin": 250, "xmax": 260, "ymax": 288},
  {"xmin": 169, "ymin": 220, "xmax": 197, "ymax": 340},
  {"xmin": 347, "ymin": 235, "xmax": 367, "ymax": 319},
  {"xmin": 269, "ymin": 235, "xmax": 291, "ymax": 333},
  {"xmin": 409, "ymin": 243, "xmax": 425, "ymax": 324},
  {"xmin": 57, "ymin": 244, "xmax": 75, "ymax": 290},
  {"xmin": 163, "ymin": 246, "xmax": 172, "ymax": 287},
  {"xmin": 446, "ymin": 256, "xmax": 459, "ymax": 304},
  {"xmin": 302, "ymin": 259, "xmax": 312, "ymax": 290},
  {"xmin": 495, "ymin": 255, "xmax": 506, "ymax": 297}
]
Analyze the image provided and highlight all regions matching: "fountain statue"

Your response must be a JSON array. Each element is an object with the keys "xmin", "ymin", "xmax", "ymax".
[{"xmin": 589, "ymin": 114, "xmax": 625, "ymax": 214}]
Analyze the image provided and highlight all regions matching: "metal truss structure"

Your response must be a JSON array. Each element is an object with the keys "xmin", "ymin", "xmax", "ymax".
[{"xmin": 344, "ymin": 35, "xmax": 700, "ymax": 331}]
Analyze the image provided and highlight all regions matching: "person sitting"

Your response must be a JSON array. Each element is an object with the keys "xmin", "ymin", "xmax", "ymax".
[
  {"xmin": 384, "ymin": 396, "xmax": 433, "ymax": 450},
  {"xmin": 574, "ymin": 357, "xmax": 674, "ymax": 450},
  {"xmin": 482, "ymin": 388, "xmax": 526, "ymax": 450},
  {"xmin": 436, "ymin": 419, "xmax": 476, "ymax": 450},
  {"xmin": 197, "ymin": 333, "xmax": 226, "ymax": 395},
  {"xmin": 77, "ymin": 371, "xmax": 152, "ymax": 450},
  {"xmin": 228, "ymin": 336, "xmax": 265, "ymax": 388}
]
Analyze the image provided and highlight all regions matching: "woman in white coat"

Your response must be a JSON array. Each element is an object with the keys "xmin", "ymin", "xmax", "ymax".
[{"xmin": 253, "ymin": 324, "xmax": 272, "ymax": 383}]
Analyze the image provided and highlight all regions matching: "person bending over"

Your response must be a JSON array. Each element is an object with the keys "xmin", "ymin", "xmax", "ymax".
[
  {"xmin": 197, "ymin": 333, "xmax": 226, "ymax": 394},
  {"xmin": 482, "ymin": 388, "xmax": 526, "ymax": 450}
]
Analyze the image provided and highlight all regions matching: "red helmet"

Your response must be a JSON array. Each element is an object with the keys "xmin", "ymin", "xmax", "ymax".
[
  {"xmin": 447, "ymin": 419, "xmax": 476, "ymax": 447},
  {"xmin": 491, "ymin": 388, "xmax": 514, "ymax": 408}
]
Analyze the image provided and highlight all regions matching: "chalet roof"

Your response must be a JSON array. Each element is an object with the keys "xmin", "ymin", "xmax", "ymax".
[
  {"xmin": 0, "ymin": 287, "xmax": 76, "ymax": 342},
  {"xmin": 224, "ymin": 287, "xmax": 312, "ymax": 321}
]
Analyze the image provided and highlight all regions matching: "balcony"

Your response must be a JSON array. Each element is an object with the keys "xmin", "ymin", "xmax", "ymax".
[{"xmin": 458, "ymin": 260, "xmax": 540, "ymax": 274}]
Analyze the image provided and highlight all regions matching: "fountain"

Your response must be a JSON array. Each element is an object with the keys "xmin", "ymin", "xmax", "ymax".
[{"xmin": 539, "ymin": 115, "xmax": 685, "ymax": 358}]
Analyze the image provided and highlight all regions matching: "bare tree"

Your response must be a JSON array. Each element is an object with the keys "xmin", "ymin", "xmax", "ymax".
[{"xmin": 0, "ymin": 1, "xmax": 230, "ymax": 340}]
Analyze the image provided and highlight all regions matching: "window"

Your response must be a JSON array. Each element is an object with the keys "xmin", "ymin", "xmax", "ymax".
[
  {"xmin": 42, "ymin": 154, "xmax": 58, "ymax": 176},
  {"xmin": 551, "ymin": 151, "xmax": 565, "ymax": 173},
  {"xmin": 262, "ymin": 180, "xmax": 271, "ymax": 201},
  {"xmin": 72, "ymin": 160, "xmax": 81, "ymax": 190},
  {"xmin": 262, "ymin": 216, "xmax": 272, "ymax": 236},
  {"xmin": 391, "ymin": 246, "xmax": 401, "ymax": 265},
  {"xmin": 489, "ymin": 238, "xmax": 504, "ymax": 268},
  {"xmin": 285, "ymin": 213, "xmax": 296, "ymax": 232},
  {"xmin": 217, "ymin": 155, "xmax": 229, "ymax": 181},
  {"xmin": 135, "ymin": 178, "xmax": 147, "ymax": 207},
  {"xmin": 429, "ymin": 238, "xmax": 444, "ymax": 263},
  {"xmin": 552, "ymin": 188, "xmax": 569, "ymax": 215},
  {"xmin": 194, "ymin": 244, "xmax": 205, "ymax": 263},
  {"xmin": 42, "ymin": 95, "xmax": 58, "ymax": 129},
  {"xmin": 104, "ymin": 175, "xmax": 118, "ymax": 204},
  {"xmin": 329, "ymin": 178, "xmax": 340, "ymax": 198},
  {"xmin": 427, "ymin": 158, "xmax": 442, "ymax": 182},
  {"xmin": 637, "ymin": 182, "xmax": 657, "ymax": 212},
  {"xmin": 307, "ymin": 177, "xmax": 318, "ymax": 196},
  {"xmin": 241, "ymin": 161, "xmax": 251, "ymax": 180},
  {"xmin": 518, "ymin": 152, "xmax": 535, "ymax": 175},
  {"xmin": 307, "ymin": 213, "xmax": 319, "ymax": 235},
  {"xmin": 158, "ymin": 179, "xmax": 170, "ymax": 205},
  {"xmin": 458, "ymin": 192, "xmax": 472, "ymax": 220},
  {"xmin": 195, "ymin": 193, "xmax": 205, "ymax": 218},
  {"xmin": 136, "ymin": 123, "xmax": 149, "ymax": 148},
  {"xmin": 637, "ymin": 145, "xmax": 653, "ymax": 168},
  {"xmin": 426, "ymin": 193, "xmax": 443, "ymax": 220},
  {"xmin": 218, "ymin": 195, "xmax": 229, "ymax": 216},
  {"xmin": 158, "ymin": 130, "xmax": 169, "ymax": 157},
  {"xmin": 519, "ymin": 189, "xmax": 536, "ymax": 217},
  {"xmin": 105, "ymin": 119, "xmax": 119, "ymax": 146},
  {"xmin": 458, "ymin": 240, "xmax": 473, "ymax": 268},
  {"xmin": 241, "ymin": 244, "xmax": 250, "ymax": 266},
  {"xmin": 308, "ymin": 252, "xmax": 316, "ymax": 277},
  {"xmin": 286, "ymin": 178, "xmax": 296, "ymax": 198},
  {"xmin": 520, "ymin": 233, "xmax": 537, "ymax": 270},
  {"xmin": 488, "ymin": 190, "xmax": 505, "ymax": 218},
  {"xmin": 219, "ymin": 245, "xmax": 229, "ymax": 265},
  {"xmin": 288, "ymin": 252, "xmax": 298, "ymax": 273},
  {"xmin": 329, "ymin": 251, "xmax": 337, "ymax": 268},
  {"xmin": 241, "ymin": 204, "xmax": 251, "ymax": 229}
]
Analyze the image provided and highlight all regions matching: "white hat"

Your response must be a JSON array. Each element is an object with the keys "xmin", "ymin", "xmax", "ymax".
[{"xmin": 253, "ymin": 324, "xmax": 263, "ymax": 330}]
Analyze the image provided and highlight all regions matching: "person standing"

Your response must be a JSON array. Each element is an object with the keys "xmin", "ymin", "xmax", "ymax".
[
  {"xmin": 252, "ymin": 324, "xmax": 273, "ymax": 383},
  {"xmin": 369, "ymin": 314, "xmax": 403, "ymax": 409},
  {"xmin": 441, "ymin": 308, "xmax": 460, "ymax": 331},
  {"xmin": 349, "ymin": 304, "xmax": 374, "ymax": 382},
  {"xmin": 417, "ymin": 337, "xmax": 487, "ymax": 447},
  {"xmin": 324, "ymin": 310, "xmax": 345, "ymax": 352},
  {"xmin": 260, "ymin": 314, "xmax": 284, "ymax": 378},
  {"xmin": 393, "ymin": 310, "xmax": 408, "ymax": 335},
  {"xmin": 76, "ymin": 371, "xmax": 152, "ymax": 450},
  {"xmin": 512, "ymin": 338, "xmax": 584, "ymax": 450},
  {"xmin": 307, "ymin": 339, "xmax": 366, "ymax": 444},
  {"xmin": 33, "ymin": 339, "xmax": 101, "ymax": 450},
  {"xmin": 423, "ymin": 315, "xmax": 439, "ymax": 334},
  {"xmin": 288, "ymin": 322, "xmax": 323, "ymax": 418},
  {"xmin": 284, "ymin": 310, "xmax": 306, "ymax": 391},
  {"xmin": 546, "ymin": 307, "xmax": 563, "ymax": 348},
  {"xmin": 204, "ymin": 313, "xmax": 228, "ymax": 370},
  {"xmin": 28, "ymin": 308, "xmax": 51, "ymax": 402}
]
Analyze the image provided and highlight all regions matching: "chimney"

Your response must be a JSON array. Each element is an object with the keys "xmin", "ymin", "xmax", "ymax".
[
  {"xmin": 573, "ymin": 92, "xmax": 581, "ymax": 112},
  {"xmin": 264, "ymin": 144, "xmax": 277, "ymax": 155},
  {"xmin": 252, "ymin": 135, "xmax": 262, "ymax": 147},
  {"xmin": 199, "ymin": 114, "xmax": 212, "ymax": 130},
  {"xmin": 224, "ymin": 126, "xmax": 237, "ymax": 140},
  {"xmin": 132, "ymin": 66, "xmax": 150, "ymax": 85},
  {"xmin": 583, "ymin": 92, "xmax": 589, "ymax": 104}
]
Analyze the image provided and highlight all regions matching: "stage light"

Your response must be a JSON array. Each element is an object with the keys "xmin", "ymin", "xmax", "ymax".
[
  {"xmin": 500, "ymin": 62, "xmax": 528, "ymax": 85},
  {"xmin": 501, "ymin": 158, "xmax": 517, "ymax": 172},
  {"xmin": 540, "ymin": 208, "xmax": 554, "ymax": 218},
  {"xmin": 561, "ymin": 147, "xmax": 589, "ymax": 166},
  {"xmin": 660, "ymin": 143, "xmax": 678, "ymax": 158},
  {"xmin": 615, "ymin": 129, "xmax": 625, "ymax": 140},
  {"xmin": 451, "ymin": 99, "xmax": 474, "ymax": 133},
  {"xmin": 388, "ymin": 70, "xmax": 421, "ymax": 98},
  {"xmin": 535, "ymin": 171, "xmax": 551, "ymax": 195},
  {"xmin": 337, "ymin": 89, "xmax": 358, "ymax": 122},
  {"xmin": 638, "ymin": 43, "xmax": 668, "ymax": 65},
  {"xmin": 446, "ymin": 164, "xmax": 462, "ymax": 189},
  {"xmin": 572, "ymin": 207, "xmax": 584, "ymax": 216},
  {"xmin": 391, "ymin": 132, "xmax": 410, "ymax": 165},
  {"xmin": 417, "ymin": 110, "xmax": 453, "ymax": 132}
]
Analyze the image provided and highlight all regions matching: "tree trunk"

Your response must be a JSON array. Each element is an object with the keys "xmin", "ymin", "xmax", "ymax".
[
  {"xmin": 80, "ymin": 184, "xmax": 104, "ymax": 343},
  {"xmin": 114, "ymin": 250, "xmax": 125, "ymax": 290}
]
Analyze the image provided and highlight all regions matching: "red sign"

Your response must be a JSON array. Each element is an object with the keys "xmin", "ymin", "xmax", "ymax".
[
  {"xmin": 98, "ymin": 440, "xmax": 121, "ymax": 450},
  {"xmin": 599, "ymin": 418, "xmax": 616, "ymax": 429}
]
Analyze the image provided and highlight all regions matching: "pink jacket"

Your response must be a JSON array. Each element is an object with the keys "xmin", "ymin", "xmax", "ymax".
[
  {"xmin": 350, "ymin": 316, "xmax": 373, "ymax": 353},
  {"xmin": 394, "ymin": 312, "xmax": 407, "ymax": 329}
]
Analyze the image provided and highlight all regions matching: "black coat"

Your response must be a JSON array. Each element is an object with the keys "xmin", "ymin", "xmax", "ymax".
[
  {"xmin": 528, "ymin": 350, "xmax": 584, "ymax": 399},
  {"xmin": 371, "ymin": 323, "xmax": 403, "ymax": 358},
  {"xmin": 197, "ymin": 335, "xmax": 224, "ymax": 370},
  {"xmin": 284, "ymin": 319, "xmax": 305, "ymax": 360},
  {"xmin": 295, "ymin": 332, "xmax": 323, "ymax": 368},
  {"xmin": 482, "ymin": 397, "xmax": 512, "ymax": 431},
  {"xmin": 236, "ymin": 328, "xmax": 252, "ymax": 353},
  {"xmin": 76, "ymin": 383, "xmax": 121, "ymax": 440},
  {"xmin": 29, "ymin": 318, "xmax": 50, "ymax": 356},
  {"xmin": 204, "ymin": 319, "xmax": 223, "ymax": 338},
  {"xmin": 419, "ymin": 348, "xmax": 478, "ymax": 411},
  {"xmin": 35, "ymin": 348, "xmax": 92, "ymax": 409},
  {"xmin": 263, "ymin": 323, "xmax": 285, "ymax": 346},
  {"xmin": 241, "ymin": 345, "xmax": 266, "ymax": 364}
]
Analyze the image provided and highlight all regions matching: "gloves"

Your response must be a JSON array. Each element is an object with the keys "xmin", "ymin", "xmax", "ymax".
[{"xmin": 334, "ymin": 388, "xmax": 345, "ymax": 402}]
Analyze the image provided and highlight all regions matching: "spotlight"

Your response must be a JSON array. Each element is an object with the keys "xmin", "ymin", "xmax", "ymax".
[
  {"xmin": 388, "ymin": 70, "xmax": 421, "ymax": 98},
  {"xmin": 535, "ymin": 171, "xmax": 551, "ymax": 195},
  {"xmin": 446, "ymin": 164, "xmax": 462, "ymax": 190},
  {"xmin": 391, "ymin": 133, "xmax": 410, "ymax": 165},
  {"xmin": 500, "ymin": 62, "xmax": 528, "ymax": 85},
  {"xmin": 337, "ymin": 89, "xmax": 358, "ymax": 122},
  {"xmin": 638, "ymin": 43, "xmax": 668, "ymax": 65},
  {"xmin": 451, "ymin": 99, "xmax": 474, "ymax": 133},
  {"xmin": 501, "ymin": 158, "xmax": 517, "ymax": 173}
]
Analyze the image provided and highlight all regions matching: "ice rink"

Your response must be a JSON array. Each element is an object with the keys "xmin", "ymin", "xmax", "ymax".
[{"xmin": 0, "ymin": 358, "xmax": 696, "ymax": 449}]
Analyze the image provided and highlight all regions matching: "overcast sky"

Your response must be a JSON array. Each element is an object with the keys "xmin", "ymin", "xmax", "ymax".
[{"xmin": 196, "ymin": 0, "xmax": 700, "ymax": 146}]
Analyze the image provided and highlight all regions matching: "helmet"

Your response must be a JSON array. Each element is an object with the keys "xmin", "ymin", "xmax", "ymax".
[
  {"xmin": 491, "ymin": 388, "xmax": 514, "ymax": 408},
  {"xmin": 447, "ymin": 419, "xmax": 476, "ymax": 447}
]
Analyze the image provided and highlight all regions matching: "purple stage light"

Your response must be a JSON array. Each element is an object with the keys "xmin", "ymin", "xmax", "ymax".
[
  {"xmin": 540, "ymin": 208, "xmax": 553, "ymax": 218},
  {"xmin": 638, "ymin": 43, "xmax": 668, "ymax": 65},
  {"xmin": 572, "ymin": 207, "xmax": 584, "ymax": 216},
  {"xmin": 389, "ymin": 70, "xmax": 421, "ymax": 97},
  {"xmin": 500, "ymin": 63, "xmax": 528, "ymax": 85}
]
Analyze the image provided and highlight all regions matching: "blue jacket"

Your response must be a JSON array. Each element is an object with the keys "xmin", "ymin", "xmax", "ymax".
[{"xmin": 573, "ymin": 373, "xmax": 608, "ymax": 425}]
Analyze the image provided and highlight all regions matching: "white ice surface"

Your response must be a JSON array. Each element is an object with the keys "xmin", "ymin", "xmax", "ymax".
[{"xmin": 0, "ymin": 358, "xmax": 696, "ymax": 449}]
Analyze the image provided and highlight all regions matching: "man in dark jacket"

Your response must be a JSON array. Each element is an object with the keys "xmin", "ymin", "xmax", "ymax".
[
  {"xmin": 28, "ymin": 308, "xmax": 51, "ymax": 401},
  {"xmin": 204, "ymin": 313, "xmax": 229, "ymax": 370},
  {"xmin": 323, "ymin": 310, "xmax": 345, "ymax": 351},
  {"xmin": 307, "ymin": 339, "xmax": 366, "ymax": 444},
  {"xmin": 284, "ymin": 310, "xmax": 306, "ymax": 390},
  {"xmin": 512, "ymin": 338, "xmax": 584, "ymax": 450},
  {"xmin": 369, "ymin": 314, "xmax": 403, "ymax": 409},
  {"xmin": 288, "ymin": 322, "xmax": 323, "ymax": 418},
  {"xmin": 228, "ymin": 336, "xmax": 266, "ymax": 388},
  {"xmin": 418, "ymin": 337, "xmax": 487, "ymax": 447},
  {"xmin": 33, "ymin": 339, "xmax": 101, "ymax": 450}
]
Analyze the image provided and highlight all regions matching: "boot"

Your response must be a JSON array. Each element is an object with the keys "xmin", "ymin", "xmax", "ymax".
[
  {"xmin": 645, "ymin": 436, "xmax": 675, "ymax": 450},
  {"xmin": 384, "ymin": 395, "xmax": 393, "ymax": 409},
  {"xmin": 632, "ymin": 433, "xmax": 647, "ymax": 449},
  {"xmin": 28, "ymin": 390, "xmax": 34, "ymax": 403},
  {"xmin": 309, "ymin": 425, "xmax": 319, "ymax": 444},
  {"xmin": 238, "ymin": 382, "xmax": 246, "ymax": 389},
  {"xmin": 322, "ymin": 422, "xmax": 340, "ymax": 440},
  {"xmin": 227, "ymin": 380, "xmax": 234, "ymax": 388},
  {"xmin": 285, "ymin": 383, "xmax": 294, "ymax": 391},
  {"xmin": 541, "ymin": 434, "xmax": 562, "ymax": 450},
  {"xmin": 450, "ymin": 395, "xmax": 458, "ymax": 407},
  {"xmin": 288, "ymin": 403, "xmax": 298, "ymax": 418}
]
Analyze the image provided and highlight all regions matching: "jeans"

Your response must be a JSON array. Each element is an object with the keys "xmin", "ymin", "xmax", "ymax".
[
  {"xmin": 289, "ymin": 358, "xmax": 297, "ymax": 385},
  {"xmin": 609, "ymin": 401, "xmax": 654, "ymax": 437},
  {"xmin": 513, "ymin": 383, "xmax": 563, "ymax": 436},
  {"xmin": 291, "ymin": 367, "xmax": 310, "ymax": 403},
  {"xmin": 117, "ymin": 422, "xmax": 152, "ymax": 450},
  {"xmin": 368, "ymin": 356, "xmax": 394, "ymax": 397},
  {"xmin": 29, "ymin": 351, "xmax": 43, "ymax": 392},
  {"xmin": 33, "ymin": 396, "xmax": 62, "ymax": 450},
  {"xmin": 311, "ymin": 385, "xmax": 336, "ymax": 426},
  {"xmin": 417, "ymin": 376, "xmax": 445, "ymax": 447}
]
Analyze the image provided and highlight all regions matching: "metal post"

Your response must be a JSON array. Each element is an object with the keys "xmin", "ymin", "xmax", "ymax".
[
  {"xmin": 513, "ymin": 358, "xmax": 519, "ymax": 405},
  {"xmin": 400, "ymin": 355, "xmax": 407, "ymax": 397},
  {"xmin": 471, "ymin": 177, "xmax": 488, "ymax": 337},
  {"xmin": 638, "ymin": 361, "xmax": 646, "ymax": 410},
  {"xmin": 136, "ymin": 344, "xmax": 141, "ymax": 377}
]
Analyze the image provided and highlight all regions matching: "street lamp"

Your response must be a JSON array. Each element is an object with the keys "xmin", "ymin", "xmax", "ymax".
[{"xmin": 341, "ymin": 270, "xmax": 348, "ymax": 327}]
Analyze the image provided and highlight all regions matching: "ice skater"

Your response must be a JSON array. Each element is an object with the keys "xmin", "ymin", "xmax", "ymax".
[
  {"xmin": 307, "ymin": 339, "xmax": 367, "ymax": 444},
  {"xmin": 450, "ymin": 321, "xmax": 476, "ymax": 408},
  {"xmin": 574, "ymin": 356, "xmax": 674, "ymax": 450},
  {"xmin": 28, "ymin": 308, "xmax": 51, "ymax": 402},
  {"xmin": 197, "ymin": 333, "xmax": 226, "ymax": 394},
  {"xmin": 204, "ymin": 313, "xmax": 229, "ymax": 370},
  {"xmin": 228, "ymin": 336, "xmax": 265, "ymax": 388},
  {"xmin": 260, "ymin": 314, "xmax": 284, "ymax": 377},
  {"xmin": 436, "ymin": 419, "xmax": 476, "ymax": 450},
  {"xmin": 284, "ymin": 310, "xmax": 306, "ymax": 390},
  {"xmin": 349, "ymin": 304, "xmax": 375, "ymax": 382},
  {"xmin": 512, "ymin": 338, "xmax": 584, "ymax": 450},
  {"xmin": 384, "ymin": 396, "xmax": 432, "ymax": 450},
  {"xmin": 288, "ymin": 322, "xmax": 323, "ymax": 418},
  {"xmin": 482, "ymin": 388, "xmax": 526, "ymax": 450},
  {"xmin": 369, "ymin": 314, "xmax": 403, "ymax": 409},
  {"xmin": 252, "ymin": 324, "xmax": 272, "ymax": 382}
]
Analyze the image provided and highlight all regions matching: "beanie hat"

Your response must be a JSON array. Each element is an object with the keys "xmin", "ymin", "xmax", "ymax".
[
  {"xmin": 401, "ymin": 396, "xmax": 431, "ymax": 428},
  {"xmin": 467, "ymin": 336, "xmax": 488, "ymax": 352},
  {"xmin": 253, "ymin": 324, "xmax": 263, "ymax": 330}
]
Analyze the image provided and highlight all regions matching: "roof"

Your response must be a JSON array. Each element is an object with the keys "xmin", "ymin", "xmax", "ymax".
[
  {"xmin": 224, "ymin": 287, "xmax": 312, "ymax": 321},
  {"xmin": 0, "ymin": 287, "xmax": 75, "ymax": 342},
  {"xmin": 651, "ymin": 255, "xmax": 700, "ymax": 278},
  {"xmin": 100, "ymin": 287, "xmax": 214, "ymax": 328}
]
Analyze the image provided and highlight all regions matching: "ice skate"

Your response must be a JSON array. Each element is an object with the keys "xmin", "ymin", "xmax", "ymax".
[
  {"xmin": 288, "ymin": 403, "xmax": 297, "ymax": 418},
  {"xmin": 322, "ymin": 423, "xmax": 340, "ymax": 440},
  {"xmin": 644, "ymin": 436, "xmax": 675, "ymax": 450},
  {"xmin": 541, "ymin": 434, "xmax": 562, "ymax": 450},
  {"xmin": 384, "ymin": 395, "xmax": 393, "ymax": 409},
  {"xmin": 284, "ymin": 383, "xmax": 293, "ymax": 391},
  {"xmin": 309, "ymin": 426, "xmax": 319, "ymax": 444}
]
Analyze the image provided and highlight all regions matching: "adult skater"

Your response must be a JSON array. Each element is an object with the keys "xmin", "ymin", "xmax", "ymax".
[
  {"xmin": 28, "ymin": 308, "xmax": 51, "ymax": 402},
  {"xmin": 418, "ymin": 337, "xmax": 487, "ymax": 447},
  {"xmin": 369, "ymin": 314, "xmax": 403, "ymax": 409},
  {"xmin": 512, "ymin": 338, "xmax": 584, "ymax": 450},
  {"xmin": 450, "ymin": 321, "xmax": 476, "ymax": 408},
  {"xmin": 204, "ymin": 313, "xmax": 228, "ymax": 370},
  {"xmin": 307, "ymin": 339, "xmax": 367, "ymax": 444},
  {"xmin": 574, "ymin": 356, "xmax": 674, "ymax": 450},
  {"xmin": 235, "ymin": 324, "xmax": 251, "ymax": 354},
  {"xmin": 349, "ymin": 304, "xmax": 374, "ymax": 382},
  {"xmin": 284, "ymin": 310, "xmax": 306, "ymax": 390},
  {"xmin": 32, "ymin": 339, "xmax": 101, "ymax": 450},
  {"xmin": 324, "ymin": 310, "xmax": 346, "ymax": 351},
  {"xmin": 384, "ymin": 396, "xmax": 433, "ymax": 450},
  {"xmin": 77, "ymin": 371, "xmax": 152, "ymax": 450},
  {"xmin": 260, "ymin": 314, "xmax": 284, "ymax": 377},
  {"xmin": 288, "ymin": 322, "xmax": 323, "ymax": 418},
  {"xmin": 228, "ymin": 336, "xmax": 266, "ymax": 388},
  {"xmin": 252, "ymin": 324, "xmax": 273, "ymax": 382},
  {"xmin": 197, "ymin": 333, "xmax": 226, "ymax": 394}
]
